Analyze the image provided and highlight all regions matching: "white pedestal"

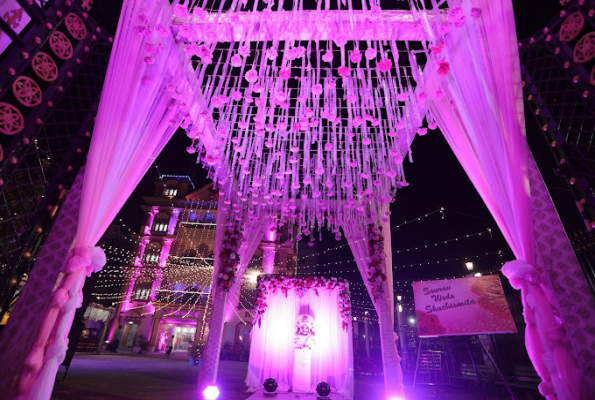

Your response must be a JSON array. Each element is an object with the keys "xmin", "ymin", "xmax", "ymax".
[{"xmin": 292, "ymin": 348, "xmax": 312, "ymax": 393}]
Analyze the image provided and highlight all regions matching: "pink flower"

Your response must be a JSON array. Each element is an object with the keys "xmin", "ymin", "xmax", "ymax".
[
  {"xmin": 245, "ymin": 69, "xmax": 258, "ymax": 83},
  {"xmin": 349, "ymin": 49, "xmax": 362, "ymax": 63},
  {"xmin": 178, "ymin": 24, "xmax": 191, "ymax": 38},
  {"xmin": 447, "ymin": 6, "xmax": 464, "ymax": 23},
  {"xmin": 337, "ymin": 66, "xmax": 351, "ymax": 77},
  {"xmin": 471, "ymin": 8, "xmax": 482, "ymax": 18},
  {"xmin": 287, "ymin": 46, "xmax": 306, "ymax": 60},
  {"xmin": 334, "ymin": 36, "xmax": 347, "ymax": 47},
  {"xmin": 438, "ymin": 22, "xmax": 451, "ymax": 36},
  {"xmin": 174, "ymin": 4, "xmax": 189, "ymax": 19},
  {"xmin": 197, "ymin": 45, "xmax": 211, "ymax": 59},
  {"xmin": 378, "ymin": 58, "xmax": 392, "ymax": 73},
  {"xmin": 145, "ymin": 43, "xmax": 156, "ymax": 54},
  {"xmin": 312, "ymin": 84, "xmax": 323, "ymax": 96},
  {"xmin": 144, "ymin": 56, "xmax": 155, "ymax": 65},
  {"xmin": 279, "ymin": 67, "xmax": 291, "ymax": 80},
  {"xmin": 266, "ymin": 47, "xmax": 278, "ymax": 60},
  {"xmin": 231, "ymin": 54, "xmax": 242, "ymax": 67},
  {"xmin": 155, "ymin": 24, "xmax": 168, "ymax": 37},
  {"xmin": 365, "ymin": 47, "xmax": 377, "ymax": 60},
  {"xmin": 239, "ymin": 45, "xmax": 251, "ymax": 57},
  {"xmin": 454, "ymin": 17, "xmax": 467, "ymax": 28},
  {"xmin": 431, "ymin": 41, "xmax": 444, "ymax": 55},
  {"xmin": 418, "ymin": 92, "xmax": 428, "ymax": 101},
  {"xmin": 436, "ymin": 60, "xmax": 450, "ymax": 76},
  {"xmin": 322, "ymin": 51, "xmax": 333, "ymax": 63},
  {"xmin": 194, "ymin": 7, "xmax": 207, "ymax": 20}
]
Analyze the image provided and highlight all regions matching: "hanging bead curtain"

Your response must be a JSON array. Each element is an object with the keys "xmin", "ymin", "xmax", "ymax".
[{"xmin": 167, "ymin": 0, "xmax": 459, "ymax": 238}]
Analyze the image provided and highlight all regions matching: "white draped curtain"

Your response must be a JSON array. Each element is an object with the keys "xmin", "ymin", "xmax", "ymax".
[
  {"xmin": 22, "ymin": 1, "xmax": 190, "ymax": 398},
  {"xmin": 199, "ymin": 213, "xmax": 265, "ymax": 391},
  {"xmin": 342, "ymin": 203, "xmax": 403, "ymax": 399},
  {"xmin": 223, "ymin": 218, "xmax": 273, "ymax": 322},
  {"xmin": 246, "ymin": 288, "xmax": 354, "ymax": 399},
  {"xmin": 423, "ymin": 0, "xmax": 583, "ymax": 399}
]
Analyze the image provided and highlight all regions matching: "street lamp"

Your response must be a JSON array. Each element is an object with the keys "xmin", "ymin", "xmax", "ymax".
[{"xmin": 465, "ymin": 261, "xmax": 474, "ymax": 271}]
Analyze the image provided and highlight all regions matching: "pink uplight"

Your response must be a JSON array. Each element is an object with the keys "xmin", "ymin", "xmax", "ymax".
[{"xmin": 203, "ymin": 385, "xmax": 220, "ymax": 399}]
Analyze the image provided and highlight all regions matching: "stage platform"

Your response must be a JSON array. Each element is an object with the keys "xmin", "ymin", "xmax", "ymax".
[{"xmin": 246, "ymin": 390, "xmax": 345, "ymax": 400}]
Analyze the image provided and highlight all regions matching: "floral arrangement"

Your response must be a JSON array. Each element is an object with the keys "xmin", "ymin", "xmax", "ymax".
[
  {"xmin": 217, "ymin": 225, "xmax": 242, "ymax": 293},
  {"xmin": 416, "ymin": 310, "xmax": 447, "ymax": 336},
  {"xmin": 254, "ymin": 275, "xmax": 352, "ymax": 330},
  {"xmin": 367, "ymin": 224, "xmax": 387, "ymax": 302}
]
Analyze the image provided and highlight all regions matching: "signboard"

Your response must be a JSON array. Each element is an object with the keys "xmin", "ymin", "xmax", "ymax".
[{"xmin": 412, "ymin": 275, "xmax": 517, "ymax": 337}]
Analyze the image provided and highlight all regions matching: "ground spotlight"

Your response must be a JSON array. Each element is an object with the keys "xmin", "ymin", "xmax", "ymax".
[
  {"xmin": 202, "ymin": 385, "xmax": 220, "ymax": 400},
  {"xmin": 316, "ymin": 382, "xmax": 331, "ymax": 399},
  {"xmin": 263, "ymin": 378, "xmax": 278, "ymax": 396}
]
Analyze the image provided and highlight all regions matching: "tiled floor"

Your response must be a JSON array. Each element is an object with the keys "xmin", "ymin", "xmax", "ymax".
[{"xmin": 50, "ymin": 354, "xmax": 527, "ymax": 400}]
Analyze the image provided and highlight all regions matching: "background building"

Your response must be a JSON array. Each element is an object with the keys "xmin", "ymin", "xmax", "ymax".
[{"xmin": 105, "ymin": 176, "xmax": 297, "ymax": 354}]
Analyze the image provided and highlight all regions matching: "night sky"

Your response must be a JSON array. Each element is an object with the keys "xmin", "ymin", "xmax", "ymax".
[{"xmin": 90, "ymin": 0, "xmax": 569, "ymax": 316}]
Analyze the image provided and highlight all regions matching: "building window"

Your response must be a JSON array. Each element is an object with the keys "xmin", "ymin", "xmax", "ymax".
[
  {"xmin": 152, "ymin": 212, "xmax": 170, "ymax": 233},
  {"xmin": 163, "ymin": 180, "xmax": 179, "ymax": 197},
  {"xmin": 133, "ymin": 281, "xmax": 152, "ymax": 301},
  {"xmin": 143, "ymin": 241, "xmax": 162, "ymax": 263}
]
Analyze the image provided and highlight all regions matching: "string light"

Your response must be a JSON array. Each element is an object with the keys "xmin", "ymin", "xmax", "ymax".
[
  {"xmin": 94, "ymin": 198, "xmax": 505, "ymax": 326},
  {"xmin": 393, "ymin": 228, "xmax": 492, "ymax": 254}
]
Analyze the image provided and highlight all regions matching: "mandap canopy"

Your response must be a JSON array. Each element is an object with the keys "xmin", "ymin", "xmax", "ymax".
[{"xmin": 7, "ymin": 0, "xmax": 590, "ymax": 399}]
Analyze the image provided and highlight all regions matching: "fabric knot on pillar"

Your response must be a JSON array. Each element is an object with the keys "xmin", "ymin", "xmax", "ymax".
[
  {"xmin": 501, "ymin": 259, "xmax": 540, "ymax": 287},
  {"xmin": 64, "ymin": 246, "xmax": 107, "ymax": 276},
  {"xmin": 502, "ymin": 259, "xmax": 584, "ymax": 400}
]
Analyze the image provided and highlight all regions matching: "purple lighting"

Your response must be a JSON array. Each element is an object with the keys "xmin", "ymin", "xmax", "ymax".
[{"xmin": 202, "ymin": 385, "xmax": 220, "ymax": 400}]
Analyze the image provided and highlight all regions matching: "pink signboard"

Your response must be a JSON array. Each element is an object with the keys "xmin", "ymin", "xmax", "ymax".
[{"xmin": 412, "ymin": 275, "xmax": 517, "ymax": 337}]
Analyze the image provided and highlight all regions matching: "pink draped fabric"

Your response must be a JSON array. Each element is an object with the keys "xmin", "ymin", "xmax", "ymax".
[
  {"xmin": 424, "ymin": 0, "xmax": 584, "ymax": 399},
  {"xmin": 199, "ymin": 208, "xmax": 265, "ymax": 391},
  {"xmin": 342, "ymin": 205, "xmax": 404, "ymax": 400},
  {"xmin": 22, "ymin": 1, "xmax": 191, "ymax": 398},
  {"xmin": 223, "ymin": 218, "xmax": 270, "ymax": 323},
  {"xmin": 246, "ymin": 287, "xmax": 354, "ymax": 399}
]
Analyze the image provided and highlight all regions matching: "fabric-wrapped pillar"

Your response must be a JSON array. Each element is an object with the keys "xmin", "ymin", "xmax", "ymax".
[
  {"xmin": 199, "ymin": 199, "xmax": 265, "ymax": 395},
  {"xmin": 199, "ymin": 203, "xmax": 230, "ymax": 392},
  {"xmin": 0, "ymin": 168, "xmax": 86, "ymax": 397},
  {"xmin": 13, "ymin": 0, "xmax": 193, "ymax": 397},
  {"xmin": 343, "ymin": 205, "xmax": 404, "ymax": 399}
]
